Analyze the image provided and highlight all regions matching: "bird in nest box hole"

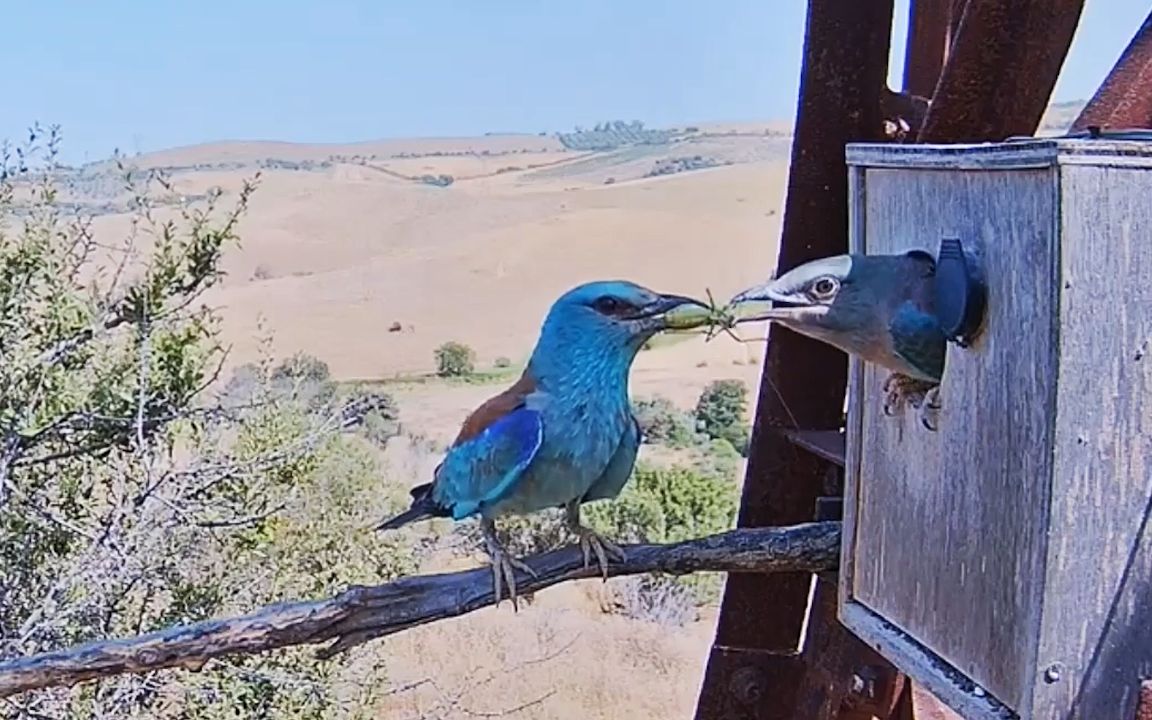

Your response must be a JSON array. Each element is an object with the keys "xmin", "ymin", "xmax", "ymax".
[
  {"xmin": 725, "ymin": 250, "xmax": 946, "ymax": 431},
  {"xmin": 375, "ymin": 280, "xmax": 713, "ymax": 608}
]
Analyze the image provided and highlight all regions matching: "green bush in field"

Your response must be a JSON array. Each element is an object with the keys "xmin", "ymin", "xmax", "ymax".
[
  {"xmin": 586, "ymin": 462, "xmax": 739, "ymax": 618},
  {"xmin": 434, "ymin": 340, "xmax": 476, "ymax": 377},
  {"xmin": 585, "ymin": 463, "xmax": 737, "ymax": 545},
  {"xmin": 632, "ymin": 395, "xmax": 701, "ymax": 448},
  {"xmin": 694, "ymin": 379, "xmax": 751, "ymax": 455}
]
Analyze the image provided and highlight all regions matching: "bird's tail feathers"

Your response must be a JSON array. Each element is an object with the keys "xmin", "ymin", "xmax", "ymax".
[{"xmin": 374, "ymin": 482, "xmax": 442, "ymax": 532}]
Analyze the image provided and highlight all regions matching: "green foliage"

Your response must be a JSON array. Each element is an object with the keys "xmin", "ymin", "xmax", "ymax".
[
  {"xmin": 585, "ymin": 463, "xmax": 737, "ymax": 545},
  {"xmin": 632, "ymin": 395, "xmax": 701, "ymax": 448},
  {"xmin": 0, "ymin": 127, "xmax": 413, "ymax": 719},
  {"xmin": 694, "ymin": 379, "xmax": 751, "ymax": 454},
  {"xmin": 434, "ymin": 340, "xmax": 476, "ymax": 377},
  {"xmin": 586, "ymin": 462, "xmax": 739, "ymax": 614},
  {"xmin": 694, "ymin": 437, "xmax": 743, "ymax": 481},
  {"xmin": 269, "ymin": 351, "xmax": 337, "ymax": 409},
  {"xmin": 493, "ymin": 355, "xmax": 512, "ymax": 369}
]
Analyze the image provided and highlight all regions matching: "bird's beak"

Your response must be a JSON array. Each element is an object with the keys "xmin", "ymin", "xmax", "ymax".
[
  {"xmin": 627, "ymin": 293, "xmax": 713, "ymax": 331},
  {"xmin": 727, "ymin": 282, "xmax": 812, "ymax": 324}
]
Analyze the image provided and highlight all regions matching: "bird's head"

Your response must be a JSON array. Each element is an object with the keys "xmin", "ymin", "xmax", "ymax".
[
  {"xmin": 536, "ymin": 280, "xmax": 711, "ymax": 358},
  {"xmin": 726, "ymin": 251, "xmax": 935, "ymax": 349}
]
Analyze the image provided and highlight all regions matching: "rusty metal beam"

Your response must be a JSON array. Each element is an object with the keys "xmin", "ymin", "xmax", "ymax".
[
  {"xmin": 693, "ymin": 0, "xmax": 894, "ymax": 717},
  {"xmin": 1071, "ymin": 9, "xmax": 1152, "ymax": 132},
  {"xmin": 903, "ymin": 0, "xmax": 951, "ymax": 98},
  {"xmin": 918, "ymin": 0, "xmax": 1085, "ymax": 142},
  {"xmin": 715, "ymin": 0, "xmax": 893, "ymax": 651},
  {"xmin": 790, "ymin": 582, "xmax": 908, "ymax": 719}
]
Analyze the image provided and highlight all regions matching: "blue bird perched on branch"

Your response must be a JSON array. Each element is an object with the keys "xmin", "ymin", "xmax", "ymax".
[
  {"xmin": 375, "ymin": 280, "xmax": 712, "ymax": 607},
  {"xmin": 726, "ymin": 250, "xmax": 946, "ymax": 431}
]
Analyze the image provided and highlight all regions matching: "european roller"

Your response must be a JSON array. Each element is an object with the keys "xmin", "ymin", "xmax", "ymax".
[
  {"xmin": 726, "ymin": 250, "xmax": 945, "ymax": 430},
  {"xmin": 375, "ymin": 280, "xmax": 711, "ymax": 606}
]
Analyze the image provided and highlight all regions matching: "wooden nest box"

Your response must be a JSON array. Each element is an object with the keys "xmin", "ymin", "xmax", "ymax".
[{"xmin": 839, "ymin": 137, "xmax": 1152, "ymax": 720}]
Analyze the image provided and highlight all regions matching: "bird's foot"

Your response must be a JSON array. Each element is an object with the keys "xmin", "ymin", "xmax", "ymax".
[
  {"xmin": 881, "ymin": 373, "xmax": 934, "ymax": 416},
  {"xmin": 573, "ymin": 525, "xmax": 626, "ymax": 580},
  {"xmin": 918, "ymin": 385, "xmax": 942, "ymax": 432},
  {"xmin": 565, "ymin": 502, "xmax": 625, "ymax": 580},
  {"xmin": 480, "ymin": 520, "xmax": 537, "ymax": 611}
]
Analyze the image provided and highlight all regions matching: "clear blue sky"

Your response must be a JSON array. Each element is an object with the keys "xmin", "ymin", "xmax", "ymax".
[{"xmin": 1, "ymin": 0, "xmax": 1145, "ymax": 163}]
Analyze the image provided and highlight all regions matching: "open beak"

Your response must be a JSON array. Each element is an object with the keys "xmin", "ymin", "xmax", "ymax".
[
  {"xmin": 727, "ymin": 283, "xmax": 810, "ymax": 324},
  {"xmin": 627, "ymin": 293, "xmax": 713, "ymax": 331}
]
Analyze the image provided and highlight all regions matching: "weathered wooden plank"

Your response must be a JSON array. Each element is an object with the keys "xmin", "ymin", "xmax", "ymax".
[
  {"xmin": 840, "ymin": 165, "xmax": 869, "ymax": 617},
  {"xmin": 1027, "ymin": 163, "xmax": 1152, "ymax": 719},
  {"xmin": 848, "ymin": 164, "xmax": 1058, "ymax": 712},
  {"xmin": 845, "ymin": 138, "xmax": 1152, "ymax": 170}
]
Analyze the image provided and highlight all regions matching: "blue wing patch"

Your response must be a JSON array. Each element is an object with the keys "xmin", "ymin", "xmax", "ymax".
[
  {"xmin": 431, "ymin": 407, "xmax": 544, "ymax": 520},
  {"xmin": 888, "ymin": 301, "xmax": 946, "ymax": 382}
]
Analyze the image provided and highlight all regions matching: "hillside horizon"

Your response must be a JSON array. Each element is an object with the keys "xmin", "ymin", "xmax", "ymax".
[{"xmin": 33, "ymin": 94, "xmax": 1083, "ymax": 171}]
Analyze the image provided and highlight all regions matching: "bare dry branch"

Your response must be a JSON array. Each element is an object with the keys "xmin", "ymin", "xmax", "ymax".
[{"xmin": 0, "ymin": 522, "xmax": 839, "ymax": 699}]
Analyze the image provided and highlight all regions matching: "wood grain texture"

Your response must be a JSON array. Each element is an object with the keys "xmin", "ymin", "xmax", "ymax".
[
  {"xmin": 1028, "ymin": 163, "xmax": 1152, "ymax": 720},
  {"xmin": 842, "ymin": 139, "xmax": 1152, "ymax": 719},
  {"xmin": 845, "ymin": 138, "xmax": 1152, "ymax": 170},
  {"xmin": 840, "ymin": 165, "xmax": 869, "ymax": 617},
  {"xmin": 0, "ymin": 523, "xmax": 839, "ymax": 699},
  {"xmin": 850, "ymin": 164, "xmax": 1058, "ymax": 712}
]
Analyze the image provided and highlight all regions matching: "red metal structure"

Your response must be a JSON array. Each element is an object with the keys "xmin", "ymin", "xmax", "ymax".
[{"xmin": 693, "ymin": 1, "xmax": 1152, "ymax": 718}]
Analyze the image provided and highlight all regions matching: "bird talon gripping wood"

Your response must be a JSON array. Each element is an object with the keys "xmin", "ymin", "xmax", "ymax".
[
  {"xmin": 375, "ymin": 280, "xmax": 712, "ymax": 607},
  {"xmin": 566, "ymin": 499, "xmax": 626, "ymax": 581},
  {"xmin": 725, "ymin": 250, "xmax": 945, "ymax": 432},
  {"xmin": 481, "ymin": 518, "xmax": 537, "ymax": 610}
]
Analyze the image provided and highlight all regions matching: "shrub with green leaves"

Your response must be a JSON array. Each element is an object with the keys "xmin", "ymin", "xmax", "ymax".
[
  {"xmin": 586, "ymin": 462, "xmax": 739, "ymax": 618},
  {"xmin": 694, "ymin": 379, "xmax": 751, "ymax": 454},
  {"xmin": 632, "ymin": 395, "xmax": 701, "ymax": 448},
  {"xmin": 585, "ymin": 463, "xmax": 737, "ymax": 545},
  {"xmin": 270, "ymin": 351, "xmax": 336, "ymax": 408},
  {"xmin": 0, "ymin": 127, "xmax": 413, "ymax": 719},
  {"xmin": 434, "ymin": 340, "xmax": 476, "ymax": 377}
]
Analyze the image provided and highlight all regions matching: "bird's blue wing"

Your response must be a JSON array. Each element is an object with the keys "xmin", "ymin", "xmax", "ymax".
[
  {"xmin": 888, "ymin": 301, "xmax": 946, "ymax": 382},
  {"xmin": 580, "ymin": 414, "xmax": 641, "ymax": 503},
  {"xmin": 431, "ymin": 406, "xmax": 544, "ymax": 520}
]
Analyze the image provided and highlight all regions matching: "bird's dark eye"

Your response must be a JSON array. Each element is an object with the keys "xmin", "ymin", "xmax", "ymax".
[
  {"xmin": 810, "ymin": 277, "xmax": 839, "ymax": 299},
  {"xmin": 593, "ymin": 296, "xmax": 623, "ymax": 314}
]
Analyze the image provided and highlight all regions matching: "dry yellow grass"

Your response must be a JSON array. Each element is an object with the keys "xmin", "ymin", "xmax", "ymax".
[{"xmin": 378, "ymin": 590, "xmax": 718, "ymax": 719}]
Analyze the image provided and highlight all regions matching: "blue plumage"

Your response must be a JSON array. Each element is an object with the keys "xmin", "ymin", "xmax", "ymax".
[
  {"xmin": 888, "ymin": 300, "xmax": 946, "ymax": 382},
  {"xmin": 376, "ymin": 279, "xmax": 708, "ymax": 606},
  {"xmin": 432, "ymin": 406, "xmax": 544, "ymax": 520}
]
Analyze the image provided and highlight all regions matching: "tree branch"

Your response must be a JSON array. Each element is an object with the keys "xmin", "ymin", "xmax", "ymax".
[{"xmin": 0, "ymin": 522, "xmax": 839, "ymax": 698}]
